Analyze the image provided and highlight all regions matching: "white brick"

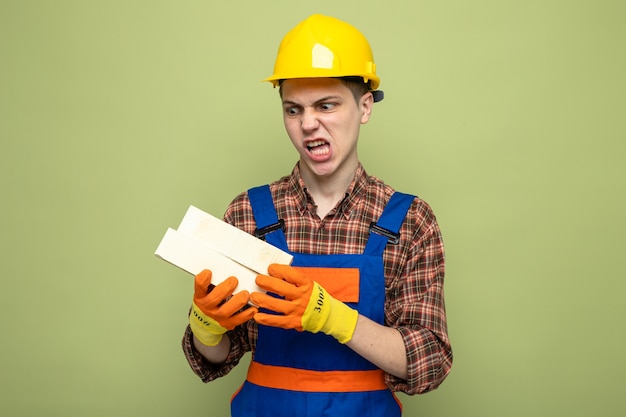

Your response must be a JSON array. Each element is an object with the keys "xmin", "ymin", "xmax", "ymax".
[
  {"xmin": 176, "ymin": 205, "xmax": 292, "ymax": 275},
  {"xmin": 155, "ymin": 228, "xmax": 263, "ymax": 294},
  {"xmin": 155, "ymin": 205, "xmax": 293, "ymax": 294}
]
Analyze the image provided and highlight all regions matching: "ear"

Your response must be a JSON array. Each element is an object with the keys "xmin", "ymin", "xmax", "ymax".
[{"xmin": 359, "ymin": 92, "xmax": 374, "ymax": 124}]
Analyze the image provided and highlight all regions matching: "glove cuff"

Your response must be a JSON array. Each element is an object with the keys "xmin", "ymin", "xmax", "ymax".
[
  {"xmin": 321, "ymin": 297, "xmax": 359, "ymax": 344},
  {"xmin": 302, "ymin": 282, "xmax": 359, "ymax": 344},
  {"xmin": 301, "ymin": 282, "xmax": 332, "ymax": 333},
  {"xmin": 189, "ymin": 303, "xmax": 227, "ymax": 347}
]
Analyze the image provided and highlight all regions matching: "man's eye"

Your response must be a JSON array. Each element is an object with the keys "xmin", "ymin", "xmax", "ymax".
[
  {"xmin": 285, "ymin": 107, "xmax": 300, "ymax": 116},
  {"xmin": 320, "ymin": 103, "xmax": 336, "ymax": 111}
]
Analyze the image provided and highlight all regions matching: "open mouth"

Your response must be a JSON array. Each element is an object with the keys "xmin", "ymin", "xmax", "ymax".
[{"xmin": 306, "ymin": 139, "xmax": 330, "ymax": 156}]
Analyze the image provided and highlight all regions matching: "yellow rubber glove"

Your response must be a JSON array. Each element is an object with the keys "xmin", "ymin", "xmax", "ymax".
[
  {"xmin": 189, "ymin": 269, "xmax": 257, "ymax": 346},
  {"xmin": 250, "ymin": 264, "xmax": 359, "ymax": 344}
]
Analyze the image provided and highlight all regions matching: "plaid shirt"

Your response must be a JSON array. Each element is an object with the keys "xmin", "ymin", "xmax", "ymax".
[{"xmin": 182, "ymin": 163, "xmax": 452, "ymax": 394}]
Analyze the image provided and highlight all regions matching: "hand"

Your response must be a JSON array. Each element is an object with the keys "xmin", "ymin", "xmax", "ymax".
[
  {"xmin": 250, "ymin": 264, "xmax": 359, "ymax": 344},
  {"xmin": 189, "ymin": 269, "xmax": 257, "ymax": 346}
]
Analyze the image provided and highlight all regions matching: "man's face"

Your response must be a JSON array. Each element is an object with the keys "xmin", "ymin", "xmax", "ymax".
[{"xmin": 280, "ymin": 78, "xmax": 373, "ymax": 182}]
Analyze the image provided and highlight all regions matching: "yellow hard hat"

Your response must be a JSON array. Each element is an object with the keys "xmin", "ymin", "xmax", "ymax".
[{"xmin": 264, "ymin": 14, "xmax": 381, "ymax": 91}]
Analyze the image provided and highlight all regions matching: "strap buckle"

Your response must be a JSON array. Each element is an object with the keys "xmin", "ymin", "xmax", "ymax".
[
  {"xmin": 254, "ymin": 219, "xmax": 285, "ymax": 240},
  {"xmin": 368, "ymin": 222, "xmax": 400, "ymax": 245}
]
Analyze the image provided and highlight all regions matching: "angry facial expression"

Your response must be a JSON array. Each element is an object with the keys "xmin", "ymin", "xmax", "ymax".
[{"xmin": 280, "ymin": 78, "xmax": 373, "ymax": 184}]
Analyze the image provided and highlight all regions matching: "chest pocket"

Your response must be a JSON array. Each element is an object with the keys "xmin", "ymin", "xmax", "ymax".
[{"xmin": 292, "ymin": 267, "xmax": 360, "ymax": 303}]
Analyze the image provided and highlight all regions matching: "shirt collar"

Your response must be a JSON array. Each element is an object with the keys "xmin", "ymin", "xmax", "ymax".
[{"xmin": 288, "ymin": 163, "xmax": 368, "ymax": 219}]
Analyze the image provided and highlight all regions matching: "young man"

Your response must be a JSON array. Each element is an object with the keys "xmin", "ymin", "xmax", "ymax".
[{"xmin": 183, "ymin": 14, "xmax": 452, "ymax": 416}]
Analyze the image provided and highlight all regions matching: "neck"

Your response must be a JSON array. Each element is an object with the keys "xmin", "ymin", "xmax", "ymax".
[{"xmin": 299, "ymin": 161, "xmax": 358, "ymax": 218}]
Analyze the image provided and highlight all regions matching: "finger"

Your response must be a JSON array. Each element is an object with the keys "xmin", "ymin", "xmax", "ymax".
[
  {"xmin": 254, "ymin": 312, "xmax": 302, "ymax": 330},
  {"xmin": 221, "ymin": 306, "xmax": 258, "ymax": 330},
  {"xmin": 256, "ymin": 274, "xmax": 303, "ymax": 299},
  {"xmin": 194, "ymin": 269, "xmax": 213, "ymax": 295},
  {"xmin": 214, "ymin": 290, "xmax": 251, "ymax": 318},
  {"xmin": 250, "ymin": 292, "xmax": 299, "ymax": 315},
  {"xmin": 210, "ymin": 276, "xmax": 239, "ymax": 300},
  {"xmin": 197, "ymin": 276, "xmax": 239, "ymax": 310},
  {"xmin": 268, "ymin": 264, "xmax": 308, "ymax": 286}
]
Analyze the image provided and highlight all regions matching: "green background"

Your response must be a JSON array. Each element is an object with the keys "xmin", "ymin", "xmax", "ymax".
[{"xmin": 2, "ymin": 0, "xmax": 625, "ymax": 416}]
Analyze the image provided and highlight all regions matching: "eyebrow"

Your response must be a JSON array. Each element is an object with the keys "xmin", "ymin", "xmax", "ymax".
[{"xmin": 282, "ymin": 95, "xmax": 343, "ymax": 106}]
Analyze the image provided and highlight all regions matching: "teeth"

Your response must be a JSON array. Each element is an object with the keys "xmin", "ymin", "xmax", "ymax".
[
  {"xmin": 310, "ymin": 147, "xmax": 329, "ymax": 155},
  {"xmin": 306, "ymin": 140, "xmax": 326, "ymax": 149}
]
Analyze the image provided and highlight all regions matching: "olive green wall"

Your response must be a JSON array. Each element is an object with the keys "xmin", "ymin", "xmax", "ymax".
[{"xmin": 1, "ymin": 1, "xmax": 624, "ymax": 416}]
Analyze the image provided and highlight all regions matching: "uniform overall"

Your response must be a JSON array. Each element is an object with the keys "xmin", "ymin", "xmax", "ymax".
[{"xmin": 231, "ymin": 185, "xmax": 414, "ymax": 417}]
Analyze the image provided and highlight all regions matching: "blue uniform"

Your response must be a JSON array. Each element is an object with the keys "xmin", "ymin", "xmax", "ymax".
[{"xmin": 231, "ymin": 185, "xmax": 414, "ymax": 416}]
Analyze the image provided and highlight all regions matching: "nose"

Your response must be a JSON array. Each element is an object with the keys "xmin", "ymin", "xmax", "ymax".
[{"xmin": 300, "ymin": 108, "xmax": 319, "ymax": 132}]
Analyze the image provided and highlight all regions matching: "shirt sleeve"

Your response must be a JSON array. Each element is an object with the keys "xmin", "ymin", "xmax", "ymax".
[
  {"xmin": 384, "ymin": 201, "xmax": 453, "ymax": 394},
  {"xmin": 181, "ymin": 321, "xmax": 256, "ymax": 383}
]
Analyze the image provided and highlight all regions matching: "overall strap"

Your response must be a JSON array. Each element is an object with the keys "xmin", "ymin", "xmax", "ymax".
[
  {"xmin": 247, "ymin": 185, "xmax": 289, "ymax": 251},
  {"xmin": 364, "ymin": 191, "xmax": 415, "ymax": 256}
]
